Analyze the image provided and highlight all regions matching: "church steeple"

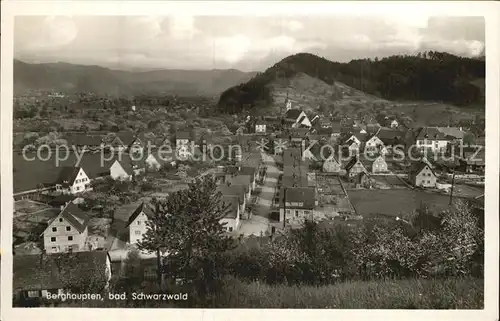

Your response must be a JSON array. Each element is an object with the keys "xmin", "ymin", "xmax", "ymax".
[{"xmin": 285, "ymin": 92, "xmax": 292, "ymax": 111}]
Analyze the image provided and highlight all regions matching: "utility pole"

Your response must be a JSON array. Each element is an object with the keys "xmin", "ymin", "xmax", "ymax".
[
  {"xmin": 283, "ymin": 187, "xmax": 287, "ymax": 229},
  {"xmin": 449, "ymin": 166, "xmax": 456, "ymax": 206}
]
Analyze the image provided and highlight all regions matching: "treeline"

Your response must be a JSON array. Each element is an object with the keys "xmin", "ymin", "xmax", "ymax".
[{"xmin": 218, "ymin": 51, "xmax": 485, "ymax": 114}]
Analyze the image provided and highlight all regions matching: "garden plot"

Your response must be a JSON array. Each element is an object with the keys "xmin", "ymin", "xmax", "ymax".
[{"xmin": 371, "ymin": 175, "xmax": 409, "ymax": 189}]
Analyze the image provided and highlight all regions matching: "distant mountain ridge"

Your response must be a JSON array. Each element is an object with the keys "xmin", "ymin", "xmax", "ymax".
[
  {"xmin": 14, "ymin": 60, "xmax": 258, "ymax": 97},
  {"xmin": 217, "ymin": 52, "xmax": 485, "ymax": 114}
]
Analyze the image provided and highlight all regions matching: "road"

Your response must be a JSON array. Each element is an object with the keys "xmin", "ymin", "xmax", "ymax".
[{"xmin": 236, "ymin": 152, "xmax": 280, "ymax": 236}]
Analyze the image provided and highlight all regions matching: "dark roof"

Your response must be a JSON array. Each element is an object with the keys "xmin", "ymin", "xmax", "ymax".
[
  {"xmin": 436, "ymin": 127, "xmax": 465, "ymax": 140},
  {"xmin": 116, "ymin": 132, "xmax": 137, "ymax": 146},
  {"xmin": 13, "ymin": 252, "xmax": 110, "ymax": 291},
  {"xmin": 61, "ymin": 203, "xmax": 90, "ymax": 233},
  {"xmin": 415, "ymin": 127, "xmax": 449, "ymax": 141},
  {"xmin": 281, "ymin": 174, "xmax": 308, "ymax": 188},
  {"xmin": 217, "ymin": 185, "xmax": 246, "ymax": 205},
  {"xmin": 221, "ymin": 195, "xmax": 240, "ymax": 219},
  {"xmin": 176, "ymin": 131, "xmax": 191, "ymax": 140},
  {"xmin": 285, "ymin": 109, "xmax": 302, "ymax": 120},
  {"xmin": 376, "ymin": 128, "xmax": 406, "ymax": 145},
  {"xmin": 54, "ymin": 166, "xmax": 81, "ymax": 186},
  {"xmin": 346, "ymin": 132, "xmax": 368, "ymax": 144},
  {"xmin": 410, "ymin": 161, "xmax": 436, "ymax": 177},
  {"xmin": 280, "ymin": 187, "xmax": 315, "ymax": 209},
  {"xmin": 345, "ymin": 156, "xmax": 367, "ymax": 172},
  {"xmin": 126, "ymin": 202, "xmax": 154, "ymax": 227},
  {"xmin": 289, "ymin": 128, "xmax": 310, "ymax": 138},
  {"xmin": 62, "ymin": 134, "xmax": 103, "ymax": 146},
  {"xmin": 239, "ymin": 166, "xmax": 256, "ymax": 177}
]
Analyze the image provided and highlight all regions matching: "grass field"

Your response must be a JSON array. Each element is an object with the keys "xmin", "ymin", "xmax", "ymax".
[
  {"xmin": 212, "ymin": 276, "xmax": 483, "ymax": 309},
  {"xmin": 347, "ymin": 189, "xmax": 460, "ymax": 217}
]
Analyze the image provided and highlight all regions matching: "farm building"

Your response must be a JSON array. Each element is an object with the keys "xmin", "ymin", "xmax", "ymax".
[{"xmin": 345, "ymin": 156, "xmax": 368, "ymax": 179}]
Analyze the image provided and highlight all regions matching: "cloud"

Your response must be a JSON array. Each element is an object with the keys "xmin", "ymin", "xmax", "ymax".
[{"xmin": 14, "ymin": 15, "xmax": 485, "ymax": 71}]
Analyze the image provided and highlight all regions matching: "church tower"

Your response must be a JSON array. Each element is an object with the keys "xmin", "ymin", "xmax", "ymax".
[{"xmin": 285, "ymin": 92, "xmax": 292, "ymax": 111}]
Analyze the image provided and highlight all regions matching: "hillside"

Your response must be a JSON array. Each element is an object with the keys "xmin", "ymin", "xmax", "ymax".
[
  {"xmin": 217, "ymin": 52, "xmax": 485, "ymax": 115},
  {"xmin": 14, "ymin": 60, "xmax": 257, "ymax": 97}
]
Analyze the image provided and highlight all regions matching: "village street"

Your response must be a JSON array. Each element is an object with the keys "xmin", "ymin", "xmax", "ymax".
[{"xmin": 236, "ymin": 152, "xmax": 280, "ymax": 236}]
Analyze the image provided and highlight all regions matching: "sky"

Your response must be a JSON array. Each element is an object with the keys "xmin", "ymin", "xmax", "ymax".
[{"xmin": 14, "ymin": 15, "xmax": 485, "ymax": 71}]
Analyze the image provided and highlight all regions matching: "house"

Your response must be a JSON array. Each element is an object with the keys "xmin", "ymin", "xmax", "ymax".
[
  {"xmin": 284, "ymin": 109, "xmax": 312, "ymax": 128},
  {"xmin": 175, "ymin": 131, "xmax": 191, "ymax": 147},
  {"xmin": 279, "ymin": 187, "xmax": 316, "ymax": 224},
  {"xmin": 415, "ymin": 127, "xmax": 464, "ymax": 153},
  {"xmin": 409, "ymin": 161, "xmax": 437, "ymax": 188},
  {"xmin": 54, "ymin": 166, "xmax": 92, "ymax": 195},
  {"xmin": 109, "ymin": 159, "xmax": 133, "ymax": 181},
  {"xmin": 364, "ymin": 134, "xmax": 387, "ymax": 155},
  {"xmin": 144, "ymin": 153, "xmax": 162, "ymax": 171},
  {"xmin": 108, "ymin": 132, "xmax": 136, "ymax": 152},
  {"xmin": 288, "ymin": 128, "xmax": 310, "ymax": 146},
  {"xmin": 126, "ymin": 202, "xmax": 154, "ymax": 244},
  {"xmin": 458, "ymin": 147, "xmax": 485, "ymax": 173},
  {"xmin": 42, "ymin": 202, "xmax": 90, "ymax": 254},
  {"xmin": 360, "ymin": 155, "xmax": 388, "ymax": 174},
  {"xmin": 344, "ymin": 133, "xmax": 366, "ymax": 155},
  {"xmin": 220, "ymin": 195, "xmax": 241, "ymax": 232},
  {"xmin": 13, "ymin": 251, "xmax": 112, "ymax": 302},
  {"xmin": 255, "ymin": 121, "xmax": 267, "ymax": 133},
  {"xmin": 390, "ymin": 119, "xmax": 399, "ymax": 128},
  {"xmin": 376, "ymin": 128, "xmax": 406, "ymax": 149},
  {"xmin": 345, "ymin": 156, "xmax": 368, "ymax": 179},
  {"xmin": 217, "ymin": 185, "xmax": 247, "ymax": 214},
  {"xmin": 322, "ymin": 154, "xmax": 342, "ymax": 173}
]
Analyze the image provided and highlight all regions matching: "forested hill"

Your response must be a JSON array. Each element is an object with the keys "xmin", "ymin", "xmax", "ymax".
[{"xmin": 217, "ymin": 52, "xmax": 485, "ymax": 114}]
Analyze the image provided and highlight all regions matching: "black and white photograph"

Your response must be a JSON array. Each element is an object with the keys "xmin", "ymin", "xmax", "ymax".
[{"xmin": 1, "ymin": 1, "xmax": 499, "ymax": 320}]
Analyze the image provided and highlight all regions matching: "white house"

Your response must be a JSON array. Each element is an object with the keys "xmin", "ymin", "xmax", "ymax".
[
  {"xmin": 415, "ymin": 127, "xmax": 460, "ymax": 153},
  {"xmin": 279, "ymin": 187, "xmax": 316, "ymax": 225},
  {"xmin": 219, "ymin": 195, "xmax": 241, "ymax": 232},
  {"xmin": 409, "ymin": 161, "xmax": 437, "ymax": 188},
  {"xmin": 54, "ymin": 167, "xmax": 92, "ymax": 195},
  {"xmin": 126, "ymin": 202, "xmax": 154, "ymax": 244},
  {"xmin": 255, "ymin": 122, "xmax": 267, "ymax": 133},
  {"xmin": 145, "ymin": 154, "xmax": 162, "ymax": 171},
  {"xmin": 42, "ymin": 202, "xmax": 90, "ymax": 254},
  {"xmin": 109, "ymin": 160, "xmax": 132, "ymax": 181}
]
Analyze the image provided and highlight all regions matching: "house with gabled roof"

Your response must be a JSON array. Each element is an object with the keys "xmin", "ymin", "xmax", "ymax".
[
  {"xmin": 409, "ymin": 161, "xmax": 437, "ymax": 188},
  {"xmin": 285, "ymin": 109, "xmax": 312, "ymax": 128},
  {"xmin": 107, "ymin": 132, "xmax": 136, "ymax": 152},
  {"xmin": 127, "ymin": 202, "xmax": 154, "ymax": 244},
  {"xmin": 345, "ymin": 156, "xmax": 368, "ymax": 179},
  {"xmin": 13, "ymin": 251, "xmax": 112, "ymax": 302},
  {"xmin": 54, "ymin": 166, "xmax": 92, "ymax": 195},
  {"xmin": 322, "ymin": 154, "xmax": 342, "ymax": 173},
  {"xmin": 42, "ymin": 203, "xmax": 90, "ymax": 254},
  {"xmin": 217, "ymin": 184, "xmax": 247, "ymax": 214},
  {"xmin": 109, "ymin": 159, "xmax": 133, "ymax": 181},
  {"xmin": 364, "ymin": 134, "xmax": 386, "ymax": 155},
  {"xmin": 360, "ymin": 155, "xmax": 388, "ymax": 174},
  {"xmin": 415, "ymin": 127, "xmax": 464, "ymax": 153},
  {"xmin": 279, "ymin": 187, "xmax": 316, "ymax": 224},
  {"xmin": 220, "ymin": 195, "xmax": 241, "ymax": 232}
]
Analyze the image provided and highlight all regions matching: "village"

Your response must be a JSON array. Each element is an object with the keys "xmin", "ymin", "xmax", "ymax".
[{"xmin": 12, "ymin": 95, "xmax": 485, "ymax": 303}]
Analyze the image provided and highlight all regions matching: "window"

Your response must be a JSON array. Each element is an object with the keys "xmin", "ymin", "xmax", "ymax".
[
  {"xmin": 304, "ymin": 210, "xmax": 310, "ymax": 215},
  {"xmin": 286, "ymin": 210, "xmax": 290, "ymax": 215},
  {"xmin": 27, "ymin": 290, "xmax": 39, "ymax": 298},
  {"xmin": 59, "ymin": 218, "xmax": 63, "ymax": 222},
  {"xmin": 76, "ymin": 186, "xmax": 80, "ymax": 191},
  {"xmin": 295, "ymin": 210, "xmax": 299, "ymax": 217},
  {"xmin": 427, "ymin": 180, "xmax": 430, "ymax": 184},
  {"xmin": 51, "ymin": 237, "xmax": 56, "ymax": 242},
  {"xmin": 52, "ymin": 227, "xmax": 57, "ymax": 232},
  {"xmin": 68, "ymin": 236, "xmax": 73, "ymax": 241},
  {"xmin": 229, "ymin": 227, "xmax": 233, "ymax": 232},
  {"xmin": 52, "ymin": 246, "xmax": 58, "ymax": 252},
  {"xmin": 67, "ymin": 246, "xmax": 73, "ymax": 253},
  {"xmin": 137, "ymin": 221, "xmax": 141, "ymax": 225},
  {"xmin": 66, "ymin": 226, "xmax": 71, "ymax": 231},
  {"xmin": 135, "ymin": 230, "xmax": 141, "ymax": 235}
]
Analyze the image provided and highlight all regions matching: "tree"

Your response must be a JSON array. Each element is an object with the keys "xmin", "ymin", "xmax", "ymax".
[{"xmin": 137, "ymin": 176, "xmax": 235, "ymax": 293}]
